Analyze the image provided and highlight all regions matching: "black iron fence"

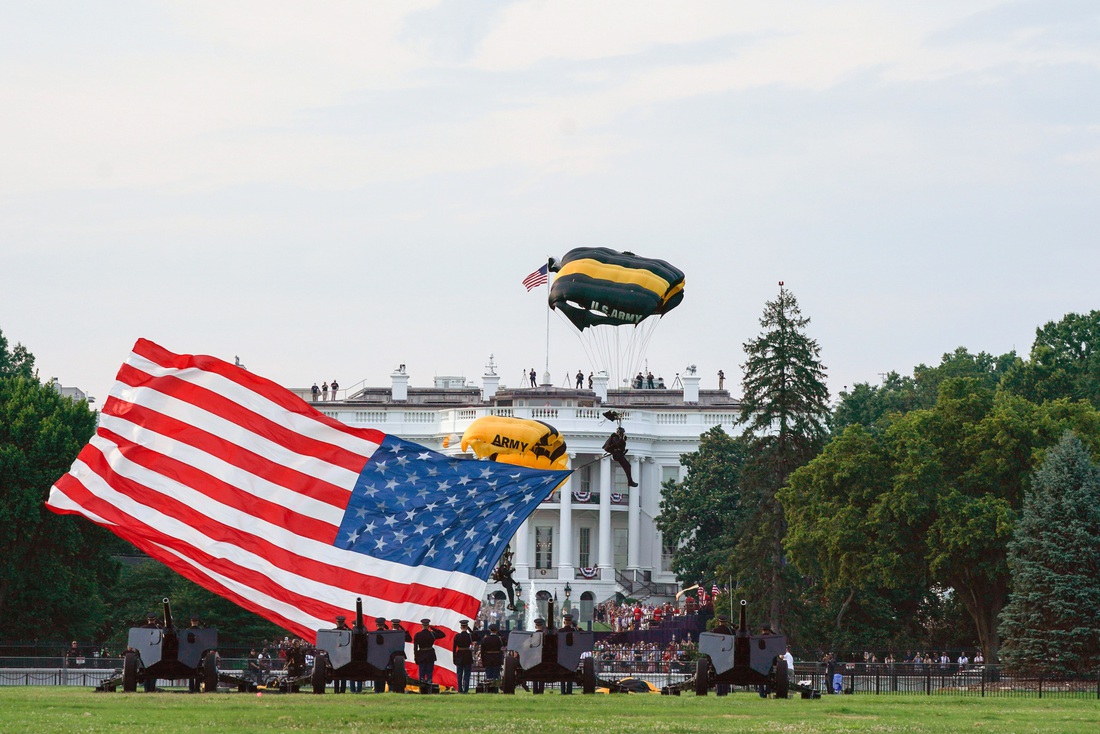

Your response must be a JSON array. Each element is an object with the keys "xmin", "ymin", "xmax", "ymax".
[
  {"xmin": 798, "ymin": 662, "xmax": 1100, "ymax": 699},
  {"xmin": 1, "ymin": 654, "xmax": 1097, "ymax": 698}
]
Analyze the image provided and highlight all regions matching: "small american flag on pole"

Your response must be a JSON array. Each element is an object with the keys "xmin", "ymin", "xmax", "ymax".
[
  {"xmin": 46, "ymin": 339, "xmax": 570, "ymax": 687},
  {"xmin": 522, "ymin": 263, "xmax": 549, "ymax": 291}
]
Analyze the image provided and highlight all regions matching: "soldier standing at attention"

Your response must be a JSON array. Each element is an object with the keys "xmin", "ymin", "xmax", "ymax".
[
  {"xmin": 371, "ymin": 617, "xmax": 390, "ymax": 693},
  {"xmin": 560, "ymin": 614, "xmax": 580, "ymax": 694},
  {"xmin": 187, "ymin": 617, "xmax": 204, "ymax": 692},
  {"xmin": 453, "ymin": 620, "xmax": 474, "ymax": 694},
  {"xmin": 413, "ymin": 619, "xmax": 445, "ymax": 693},
  {"xmin": 480, "ymin": 624, "xmax": 504, "ymax": 693},
  {"xmin": 711, "ymin": 614, "xmax": 734, "ymax": 696},
  {"xmin": 332, "ymin": 616, "xmax": 350, "ymax": 693}
]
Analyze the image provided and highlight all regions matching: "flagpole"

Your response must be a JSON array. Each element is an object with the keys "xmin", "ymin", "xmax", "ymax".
[{"xmin": 543, "ymin": 264, "xmax": 551, "ymax": 384}]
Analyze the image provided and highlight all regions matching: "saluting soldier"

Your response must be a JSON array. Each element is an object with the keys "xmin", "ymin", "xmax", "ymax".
[{"xmin": 413, "ymin": 619, "xmax": 445, "ymax": 694}]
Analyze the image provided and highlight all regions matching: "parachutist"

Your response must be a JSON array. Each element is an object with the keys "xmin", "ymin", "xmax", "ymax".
[
  {"xmin": 491, "ymin": 546, "xmax": 522, "ymax": 611},
  {"xmin": 603, "ymin": 426, "xmax": 638, "ymax": 487}
]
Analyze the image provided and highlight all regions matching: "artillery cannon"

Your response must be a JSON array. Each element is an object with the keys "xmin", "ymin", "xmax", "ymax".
[
  {"xmin": 501, "ymin": 599, "xmax": 597, "ymax": 694},
  {"xmin": 307, "ymin": 598, "xmax": 408, "ymax": 694},
  {"xmin": 99, "ymin": 598, "xmax": 253, "ymax": 693},
  {"xmin": 693, "ymin": 600, "xmax": 790, "ymax": 698}
]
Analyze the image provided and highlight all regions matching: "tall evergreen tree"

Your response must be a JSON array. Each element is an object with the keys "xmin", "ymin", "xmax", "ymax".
[
  {"xmin": 734, "ymin": 284, "xmax": 830, "ymax": 631},
  {"xmin": 998, "ymin": 431, "xmax": 1100, "ymax": 676}
]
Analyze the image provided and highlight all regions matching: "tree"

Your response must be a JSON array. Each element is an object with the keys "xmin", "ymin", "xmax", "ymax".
[
  {"xmin": 734, "ymin": 284, "xmax": 831, "ymax": 631},
  {"xmin": 0, "ymin": 327, "xmax": 35, "ymax": 379},
  {"xmin": 998, "ymin": 432, "xmax": 1100, "ymax": 676},
  {"xmin": 656, "ymin": 426, "xmax": 748, "ymax": 588},
  {"xmin": 1002, "ymin": 311, "xmax": 1100, "ymax": 408},
  {"xmin": 832, "ymin": 348, "xmax": 1015, "ymax": 434},
  {"xmin": 784, "ymin": 376, "xmax": 1100, "ymax": 663},
  {"xmin": 0, "ymin": 366, "xmax": 122, "ymax": 640}
]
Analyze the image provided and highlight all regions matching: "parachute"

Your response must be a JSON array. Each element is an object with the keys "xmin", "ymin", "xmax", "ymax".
[
  {"xmin": 548, "ymin": 247, "xmax": 684, "ymax": 331},
  {"xmin": 445, "ymin": 416, "xmax": 568, "ymax": 471},
  {"xmin": 548, "ymin": 247, "xmax": 685, "ymax": 386}
]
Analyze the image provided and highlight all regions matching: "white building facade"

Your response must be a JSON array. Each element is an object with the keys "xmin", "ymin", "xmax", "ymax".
[{"xmin": 298, "ymin": 368, "xmax": 739, "ymax": 621}]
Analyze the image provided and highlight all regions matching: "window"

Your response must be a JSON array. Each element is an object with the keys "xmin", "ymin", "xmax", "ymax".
[
  {"xmin": 580, "ymin": 464, "xmax": 591, "ymax": 494},
  {"xmin": 613, "ymin": 527, "xmax": 628, "ymax": 570},
  {"xmin": 578, "ymin": 527, "xmax": 591, "ymax": 568},
  {"xmin": 661, "ymin": 540, "xmax": 675, "ymax": 573},
  {"xmin": 535, "ymin": 526, "xmax": 553, "ymax": 569}
]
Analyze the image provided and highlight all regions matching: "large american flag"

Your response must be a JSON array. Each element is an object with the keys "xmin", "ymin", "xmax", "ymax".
[
  {"xmin": 46, "ymin": 339, "xmax": 570, "ymax": 687},
  {"xmin": 522, "ymin": 263, "xmax": 549, "ymax": 291}
]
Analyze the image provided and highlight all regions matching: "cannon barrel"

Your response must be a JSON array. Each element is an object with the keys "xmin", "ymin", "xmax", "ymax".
[
  {"xmin": 737, "ymin": 599, "xmax": 748, "ymax": 638},
  {"xmin": 162, "ymin": 597, "xmax": 175, "ymax": 630},
  {"xmin": 354, "ymin": 597, "xmax": 365, "ymax": 632}
]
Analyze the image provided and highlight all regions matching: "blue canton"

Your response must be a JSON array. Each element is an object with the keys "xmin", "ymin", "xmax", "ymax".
[{"xmin": 336, "ymin": 436, "xmax": 571, "ymax": 579}]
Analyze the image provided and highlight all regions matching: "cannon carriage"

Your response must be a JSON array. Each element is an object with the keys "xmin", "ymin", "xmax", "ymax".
[
  {"xmin": 501, "ymin": 601, "xmax": 597, "ymax": 694},
  {"xmin": 692, "ymin": 599, "xmax": 790, "ymax": 698},
  {"xmin": 306, "ymin": 598, "xmax": 408, "ymax": 694},
  {"xmin": 98, "ymin": 598, "xmax": 254, "ymax": 693}
]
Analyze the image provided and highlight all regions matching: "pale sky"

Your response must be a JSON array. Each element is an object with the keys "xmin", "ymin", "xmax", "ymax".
[{"xmin": 3, "ymin": 1, "xmax": 1097, "ymax": 406}]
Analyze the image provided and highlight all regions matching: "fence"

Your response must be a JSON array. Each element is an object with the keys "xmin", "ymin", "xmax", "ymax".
[
  {"xmin": 798, "ymin": 662, "xmax": 1100, "ymax": 699},
  {"xmin": 1, "ymin": 655, "xmax": 1097, "ymax": 698}
]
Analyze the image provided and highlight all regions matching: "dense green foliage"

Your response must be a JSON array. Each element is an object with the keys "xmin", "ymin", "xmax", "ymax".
[
  {"xmin": 0, "ymin": 336, "xmax": 120, "ymax": 640},
  {"xmin": 1002, "ymin": 311, "xmax": 1100, "ymax": 408},
  {"xmin": 103, "ymin": 561, "xmax": 287, "ymax": 651},
  {"xmin": 656, "ymin": 426, "xmax": 747, "ymax": 587},
  {"xmin": 998, "ymin": 432, "xmax": 1100, "ymax": 676}
]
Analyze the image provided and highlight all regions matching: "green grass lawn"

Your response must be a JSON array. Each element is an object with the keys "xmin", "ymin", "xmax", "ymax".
[{"xmin": 3, "ymin": 687, "xmax": 1098, "ymax": 734}]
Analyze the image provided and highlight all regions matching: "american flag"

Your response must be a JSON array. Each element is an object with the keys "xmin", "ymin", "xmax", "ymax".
[
  {"xmin": 46, "ymin": 339, "xmax": 570, "ymax": 687},
  {"xmin": 522, "ymin": 263, "xmax": 549, "ymax": 291},
  {"xmin": 712, "ymin": 583, "xmax": 720, "ymax": 596}
]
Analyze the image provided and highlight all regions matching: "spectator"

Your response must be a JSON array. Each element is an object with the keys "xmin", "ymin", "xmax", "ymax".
[
  {"xmin": 575, "ymin": 370, "xmax": 584, "ymax": 389},
  {"xmin": 311, "ymin": 383, "xmax": 320, "ymax": 401},
  {"xmin": 321, "ymin": 381, "xmax": 329, "ymax": 401},
  {"xmin": 330, "ymin": 379, "xmax": 339, "ymax": 401}
]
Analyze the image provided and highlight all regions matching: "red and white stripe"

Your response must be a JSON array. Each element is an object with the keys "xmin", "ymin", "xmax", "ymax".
[{"xmin": 47, "ymin": 339, "xmax": 475, "ymax": 684}]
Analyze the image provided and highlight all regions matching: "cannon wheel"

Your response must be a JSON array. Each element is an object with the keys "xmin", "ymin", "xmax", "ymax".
[
  {"xmin": 389, "ymin": 654, "xmax": 406, "ymax": 693},
  {"xmin": 203, "ymin": 653, "xmax": 219, "ymax": 693},
  {"xmin": 502, "ymin": 653, "xmax": 518, "ymax": 695},
  {"xmin": 122, "ymin": 653, "xmax": 138, "ymax": 693},
  {"xmin": 775, "ymin": 658, "xmax": 789, "ymax": 699},
  {"xmin": 311, "ymin": 656, "xmax": 327, "ymax": 694},
  {"xmin": 694, "ymin": 657, "xmax": 709, "ymax": 696},
  {"xmin": 581, "ymin": 657, "xmax": 596, "ymax": 694}
]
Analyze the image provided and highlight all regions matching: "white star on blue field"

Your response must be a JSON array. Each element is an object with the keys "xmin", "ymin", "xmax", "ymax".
[{"xmin": 336, "ymin": 436, "xmax": 570, "ymax": 579}]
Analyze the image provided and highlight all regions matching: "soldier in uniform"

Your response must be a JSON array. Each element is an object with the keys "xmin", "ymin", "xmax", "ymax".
[
  {"xmin": 531, "ymin": 618, "xmax": 548, "ymax": 694},
  {"xmin": 139, "ymin": 612, "xmax": 160, "ymax": 692},
  {"xmin": 711, "ymin": 614, "xmax": 734, "ymax": 695},
  {"xmin": 480, "ymin": 623, "xmax": 504, "ymax": 693},
  {"xmin": 413, "ymin": 619, "xmax": 445, "ymax": 693},
  {"xmin": 187, "ymin": 616, "xmax": 204, "ymax": 692},
  {"xmin": 560, "ymin": 614, "xmax": 580, "ymax": 694},
  {"xmin": 331, "ymin": 616, "xmax": 350, "ymax": 693},
  {"xmin": 453, "ymin": 620, "xmax": 474, "ymax": 694},
  {"xmin": 371, "ymin": 617, "xmax": 390, "ymax": 693}
]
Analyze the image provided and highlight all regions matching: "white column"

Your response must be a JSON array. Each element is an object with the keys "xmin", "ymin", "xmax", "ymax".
[
  {"xmin": 627, "ymin": 456, "xmax": 641, "ymax": 572},
  {"xmin": 598, "ymin": 455, "xmax": 612, "ymax": 578},
  {"xmin": 515, "ymin": 519, "xmax": 531, "ymax": 581},
  {"xmin": 557, "ymin": 457, "xmax": 574, "ymax": 579}
]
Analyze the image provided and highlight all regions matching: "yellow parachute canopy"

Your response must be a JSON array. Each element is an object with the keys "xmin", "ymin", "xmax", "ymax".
[{"xmin": 451, "ymin": 416, "xmax": 568, "ymax": 471}]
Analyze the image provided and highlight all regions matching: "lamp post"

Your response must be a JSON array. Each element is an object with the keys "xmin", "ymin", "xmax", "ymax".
[{"xmin": 564, "ymin": 582, "xmax": 572, "ymax": 600}]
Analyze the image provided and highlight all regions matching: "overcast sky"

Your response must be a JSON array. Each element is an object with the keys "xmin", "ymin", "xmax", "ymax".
[{"xmin": 2, "ymin": 1, "xmax": 1097, "ymax": 406}]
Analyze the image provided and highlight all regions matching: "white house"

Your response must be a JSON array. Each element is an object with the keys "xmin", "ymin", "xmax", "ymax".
[{"xmin": 297, "ymin": 365, "xmax": 739, "ymax": 622}]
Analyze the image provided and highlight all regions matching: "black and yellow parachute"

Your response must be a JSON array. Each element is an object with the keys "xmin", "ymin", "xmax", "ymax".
[
  {"xmin": 548, "ymin": 247, "xmax": 685, "ymax": 331},
  {"xmin": 444, "ymin": 416, "xmax": 568, "ymax": 471}
]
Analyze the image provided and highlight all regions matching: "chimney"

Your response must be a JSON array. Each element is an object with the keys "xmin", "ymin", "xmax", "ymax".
[
  {"xmin": 391, "ymin": 367, "xmax": 409, "ymax": 402},
  {"xmin": 682, "ymin": 373, "xmax": 700, "ymax": 404},
  {"xmin": 482, "ymin": 371, "xmax": 500, "ymax": 400},
  {"xmin": 592, "ymin": 371, "xmax": 609, "ymax": 401}
]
